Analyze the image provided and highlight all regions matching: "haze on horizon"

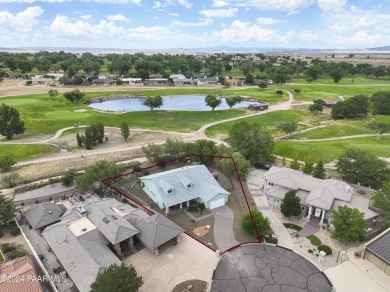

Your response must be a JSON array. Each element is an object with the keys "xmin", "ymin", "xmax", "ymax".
[{"xmin": 0, "ymin": 0, "xmax": 390, "ymax": 50}]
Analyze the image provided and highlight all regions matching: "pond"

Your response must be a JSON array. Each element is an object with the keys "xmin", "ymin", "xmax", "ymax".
[{"xmin": 88, "ymin": 95, "xmax": 255, "ymax": 112}]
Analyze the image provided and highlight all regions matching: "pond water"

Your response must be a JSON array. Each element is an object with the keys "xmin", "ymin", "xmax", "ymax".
[{"xmin": 88, "ymin": 95, "xmax": 255, "ymax": 112}]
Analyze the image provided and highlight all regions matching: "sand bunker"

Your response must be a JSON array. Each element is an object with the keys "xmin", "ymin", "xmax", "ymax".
[{"xmin": 74, "ymin": 109, "xmax": 88, "ymax": 112}]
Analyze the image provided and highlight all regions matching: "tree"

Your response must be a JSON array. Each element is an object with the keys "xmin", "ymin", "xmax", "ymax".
[
  {"xmin": 120, "ymin": 121, "xmax": 130, "ymax": 141},
  {"xmin": 245, "ymin": 73, "xmax": 254, "ymax": 85},
  {"xmin": 372, "ymin": 91, "xmax": 390, "ymax": 115},
  {"xmin": 1, "ymin": 173, "xmax": 21, "ymax": 188},
  {"xmin": 277, "ymin": 121, "xmax": 297, "ymax": 136},
  {"xmin": 290, "ymin": 158, "xmax": 301, "ymax": 170},
  {"xmin": 331, "ymin": 205, "xmax": 369, "ymax": 244},
  {"xmin": 367, "ymin": 120, "xmax": 390, "ymax": 140},
  {"xmin": 331, "ymin": 95, "xmax": 370, "ymax": 119},
  {"xmin": 76, "ymin": 160, "xmax": 125, "ymax": 192},
  {"xmin": 63, "ymin": 89, "xmax": 85, "ymax": 103},
  {"xmin": 218, "ymin": 152, "xmax": 251, "ymax": 180},
  {"xmin": 61, "ymin": 169, "xmax": 76, "ymax": 186},
  {"xmin": 336, "ymin": 149, "xmax": 389, "ymax": 189},
  {"xmin": 313, "ymin": 160, "xmax": 326, "ymax": 179},
  {"xmin": 280, "ymin": 190, "xmax": 301, "ymax": 219},
  {"xmin": 225, "ymin": 96, "xmax": 242, "ymax": 109},
  {"xmin": 48, "ymin": 89, "xmax": 59, "ymax": 98},
  {"xmin": 0, "ymin": 104, "xmax": 25, "ymax": 139},
  {"xmin": 76, "ymin": 133, "xmax": 83, "ymax": 147},
  {"xmin": 302, "ymin": 157, "xmax": 314, "ymax": 174},
  {"xmin": 0, "ymin": 194, "xmax": 15, "ymax": 229},
  {"xmin": 229, "ymin": 121, "xmax": 274, "ymax": 163},
  {"xmin": 258, "ymin": 82, "xmax": 267, "ymax": 90},
  {"xmin": 305, "ymin": 65, "xmax": 322, "ymax": 81},
  {"xmin": 205, "ymin": 95, "xmax": 221, "ymax": 111},
  {"xmin": 276, "ymin": 90, "xmax": 283, "ymax": 96},
  {"xmin": 294, "ymin": 89, "xmax": 301, "ymax": 94},
  {"xmin": 329, "ymin": 68, "xmax": 344, "ymax": 83},
  {"xmin": 372, "ymin": 182, "xmax": 390, "ymax": 230},
  {"xmin": 241, "ymin": 209, "xmax": 270, "ymax": 237},
  {"xmin": 143, "ymin": 96, "xmax": 163, "ymax": 111},
  {"xmin": 142, "ymin": 143, "xmax": 165, "ymax": 164},
  {"xmin": 0, "ymin": 156, "xmax": 16, "ymax": 172},
  {"xmin": 309, "ymin": 103, "xmax": 323, "ymax": 113},
  {"xmin": 189, "ymin": 139, "xmax": 217, "ymax": 165},
  {"xmin": 90, "ymin": 264, "xmax": 143, "ymax": 292}
]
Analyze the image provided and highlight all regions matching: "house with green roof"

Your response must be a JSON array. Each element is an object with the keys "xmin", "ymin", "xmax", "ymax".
[{"xmin": 139, "ymin": 165, "xmax": 230, "ymax": 214}]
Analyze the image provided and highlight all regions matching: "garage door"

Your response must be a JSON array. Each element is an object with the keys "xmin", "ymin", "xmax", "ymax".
[
  {"xmin": 210, "ymin": 198, "xmax": 225, "ymax": 209},
  {"xmin": 365, "ymin": 251, "xmax": 384, "ymax": 269}
]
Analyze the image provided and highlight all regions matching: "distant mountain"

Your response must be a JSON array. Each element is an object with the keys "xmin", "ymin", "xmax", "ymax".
[{"xmin": 367, "ymin": 45, "xmax": 390, "ymax": 51}]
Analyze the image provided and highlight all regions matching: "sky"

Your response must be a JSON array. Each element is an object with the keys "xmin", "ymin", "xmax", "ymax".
[{"xmin": 0, "ymin": 0, "xmax": 390, "ymax": 50}]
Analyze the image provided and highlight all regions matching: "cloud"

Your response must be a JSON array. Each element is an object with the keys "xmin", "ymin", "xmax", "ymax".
[
  {"xmin": 212, "ymin": 0, "xmax": 229, "ymax": 7},
  {"xmin": 153, "ymin": 1, "xmax": 162, "ymax": 9},
  {"xmin": 171, "ymin": 18, "xmax": 213, "ymax": 27},
  {"xmin": 168, "ymin": 13, "xmax": 179, "ymax": 16},
  {"xmin": 107, "ymin": 14, "xmax": 129, "ymax": 22},
  {"xmin": 80, "ymin": 14, "xmax": 92, "ymax": 20},
  {"xmin": 152, "ymin": 0, "xmax": 192, "ymax": 9},
  {"xmin": 177, "ymin": 0, "xmax": 193, "ymax": 9},
  {"xmin": 199, "ymin": 8, "xmax": 238, "ymax": 18},
  {"xmin": 0, "ymin": 6, "xmax": 44, "ymax": 33},
  {"xmin": 256, "ymin": 17, "xmax": 286, "ymax": 25},
  {"xmin": 232, "ymin": 0, "xmax": 312, "ymax": 14},
  {"xmin": 317, "ymin": 0, "xmax": 346, "ymax": 14},
  {"xmin": 1, "ymin": 0, "xmax": 141, "ymax": 3}
]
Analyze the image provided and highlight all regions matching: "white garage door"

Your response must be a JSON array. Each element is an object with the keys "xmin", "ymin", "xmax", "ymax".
[{"xmin": 209, "ymin": 198, "xmax": 225, "ymax": 209}]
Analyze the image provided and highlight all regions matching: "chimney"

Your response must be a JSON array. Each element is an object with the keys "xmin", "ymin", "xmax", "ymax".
[{"xmin": 77, "ymin": 206, "xmax": 87, "ymax": 217}]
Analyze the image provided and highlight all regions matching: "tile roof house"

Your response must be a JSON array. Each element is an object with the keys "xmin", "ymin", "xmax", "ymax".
[
  {"xmin": 263, "ymin": 167, "xmax": 378, "ymax": 225},
  {"xmin": 0, "ymin": 257, "xmax": 43, "ymax": 292},
  {"xmin": 139, "ymin": 165, "xmax": 230, "ymax": 214},
  {"xmin": 363, "ymin": 227, "xmax": 390, "ymax": 276},
  {"xmin": 24, "ymin": 202, "xmax": 66, "ymax": 233},
  {"xmin": 42, "ymin": 198, "xmax": 184, "ymax": 292}
]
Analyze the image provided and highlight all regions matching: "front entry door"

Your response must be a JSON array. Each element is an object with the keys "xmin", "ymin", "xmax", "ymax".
[{"xmin": 315, "ymin": 208, "xmax": 321, "ymax": 217}]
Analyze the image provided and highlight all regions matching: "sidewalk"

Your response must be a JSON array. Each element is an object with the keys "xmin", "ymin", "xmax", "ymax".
[{"xmin": 247, "ymin": 170, "xmax": 293, "ymax": 249}]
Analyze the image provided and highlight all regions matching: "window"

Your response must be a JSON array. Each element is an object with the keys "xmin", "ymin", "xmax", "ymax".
[
  {"xmin": 273, "ymin": 198, "xmax": 280, "ymax": 203},
  {"xmin": 300, "ymin": 206, "xmax": 305, "ymax": 210},
  {"xmin": 168, "ymin": 189, "xmax": 173, "ymax": 194},
  {"xmin": 268, "ymin": 182, "xmax": 274, "ymax": 187},
  {"xmin": 187, "ymin": 183, "xmax": 192, "ymax": 189}
]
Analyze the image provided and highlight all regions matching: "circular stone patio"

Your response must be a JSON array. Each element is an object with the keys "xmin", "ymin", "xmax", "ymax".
[{"xmin": 211, "ymin": 244, "xmax": 332, "ymax": 292}]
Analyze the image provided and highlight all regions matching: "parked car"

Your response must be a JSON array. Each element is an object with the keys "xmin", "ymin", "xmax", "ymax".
[{"xmin": 255, "ymin": 162, "xmax": 272, "ymax": 170}]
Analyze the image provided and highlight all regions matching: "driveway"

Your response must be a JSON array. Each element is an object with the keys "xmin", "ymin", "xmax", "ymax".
[
  {"xmin": 123, "ymin": 234, "xmax": 219, "ymax": 292},
  {"xmin": 211, "ymin": 205, "xmax": 239, "ymax": 252},
  {"xmin": 246, "ymin": 169, "xmax": 293, "ymax": 249}
]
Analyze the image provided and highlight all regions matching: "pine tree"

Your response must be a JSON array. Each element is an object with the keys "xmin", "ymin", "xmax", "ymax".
[
  {"xmin": 281, "ymin": 190, "xmax": 301, "ymax": 219},
  {"xmin": 313, "ymin": 160, "xmax": 326, "ymax": 179},
  {"xmin": 76, "ymin": 133, "xmax": 83, "ymax": 147}
]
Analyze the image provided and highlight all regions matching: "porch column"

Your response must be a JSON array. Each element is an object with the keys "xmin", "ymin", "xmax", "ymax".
[
  {"xmin": 166, "ymin": 206, "xmax": 169, "ymax": 215},
  {"xmin": 307, "ymin": 206, "xmax": 312, "ymax": 219},
  {"xmin": 180, "ymin": 202, "xmax": 182, "ymax": 210},
  {"xmin": 187, "ymin": 201, "xmax": 190, "ymax": 207},
  {"xmin": 114, "ymin": 243, "xmax": 121, "ymax": 255},
  {"xmin": 154, "ymin": 248, "xmax": 159, "ymax": 256},
  {"xmin": 176, "ymin": 235, "xmax": 180, "ymax": 244},
  {"xmin": 320, "ymin": 210, "xmax": 326, "ymax": 224},
  {"xmin": 128, "ymin": 237, "xmax": 134, "ymax": 250}
]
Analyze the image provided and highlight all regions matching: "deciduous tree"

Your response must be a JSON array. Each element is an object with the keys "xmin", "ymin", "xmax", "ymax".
[
  {"xmin": 143, "ymin": 96, "xmax": 163, "ymax": 111},
  {"xmin": 205, "ymin": 95, "xmax": 222, "ymax": 111},
  {"xmin": 331, "ymin": 205, "xmax": 369, "ymax": 244},
  {"xmin": 372, "ymin": 182, "xmax": 390, "ymax": 230},
  {"xmin": 241, "ymin": 209, "xmax": 270, "ymax": 237},
  {"xmin": 120, "ymin": 121, "xmax": 130, "ymax": 141},
  {"xmin": 0, "ymin": 194, "xmax": 15, "ymax": 228},
  {"xmin": 63, "ymin": 89, "xmax": 85, "ymax": 103},
  {"xmin": 0, "ymin": 156, "xmax": 16, "ymax": 172},
  {"xmin": 225, "ymin": 96, "xmax": 242, "ymax": 109},
  {"xmin": 367, "ymin": 120, "xmax": 390, "ymax": 140},
  {"xmin": 277, "ymin": 120, "xmax": 298, "ymax": 136}
]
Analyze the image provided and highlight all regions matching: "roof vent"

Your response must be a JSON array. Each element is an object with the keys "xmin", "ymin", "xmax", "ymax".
[
  {"xmin": 48, "ymin": 211, "xmax": 53, "ymax": 214},
  {"xmin": 81, "ymin": 228, "xmax": 87, "ymax": 232},
  {"xmin": 102, "ymin": 217, "xmax": 110, "ymax": 224},
  {"xmin": 120, "ymin": 208, "xmax": 125, "ymax": 211}
]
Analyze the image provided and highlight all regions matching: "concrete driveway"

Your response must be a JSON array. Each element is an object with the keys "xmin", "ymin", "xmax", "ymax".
[
  {"xmin": 123, "ymin": 234, "xmax": 219, "ymax": 292},
  {"xmin": 211, "ymin": 205, "xmax": 239, "ymax": 252},
  {"xmin": 246, "ymin": 169, "xmax": 293, "ymax": 249}
]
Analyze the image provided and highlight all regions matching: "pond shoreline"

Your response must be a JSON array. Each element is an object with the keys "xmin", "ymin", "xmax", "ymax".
[{"xmin": 85, "ymin": 94, "xmax": 148, "ymax": 104}]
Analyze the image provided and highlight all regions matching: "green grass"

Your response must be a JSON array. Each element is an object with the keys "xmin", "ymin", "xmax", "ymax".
[
  {"xmin": 283, "ymin": 223, "xmax": 302, "ymax": 231},
  {"xmin": 0, "ymin": 253, "xmax": 4, "ymax": 263},
  {"xmin": 307, "ymin": 235, "xmax": 322, "ymax": 246},
  {"xmin": 0, "ymin": 144, "xmax": 56, "ymax": 161},
  {"xmin": 274, "ymin": 136, "xmax": 390, "ymax": 163},
  {"xmin": 205, "ymin": 110, "xmax": 310, "ymax": 137},
  {"xmin": 290, "ymin": 77, "xmax": 390, "ymax": 85}
]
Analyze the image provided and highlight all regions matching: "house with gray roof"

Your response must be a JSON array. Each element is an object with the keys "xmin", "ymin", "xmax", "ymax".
[
  {"xmin": 363, "ymin": 227, "xmax": 390, "ymax": 276},
  {"xmin": 24, "ymin": 202, "xmax": 66, "ymax": 233},
  {"xmin": 139, "ymin": 165, "xmax": 230, "ymax": 214},
  {"xmin": 42, "ymin": 198, "xmax": 184, "ymax": 291},
  {"xmin": 263, "ymin": 167, "xmax": 378, "ymax": 225}
]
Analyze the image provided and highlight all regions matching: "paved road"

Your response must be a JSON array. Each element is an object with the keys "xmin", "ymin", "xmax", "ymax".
[
  {"xmin": 211, "ymin": 205, "xmax": 239, "ymax": 253},
  {"xmin": 246, "ymin": 169, "xmax": 294, "ymax": 249}
]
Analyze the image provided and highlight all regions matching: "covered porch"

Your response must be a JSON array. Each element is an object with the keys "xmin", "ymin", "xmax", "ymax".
[{"xmin": 306, "ymin": 205, "xmax": 328, "ymax": 225}]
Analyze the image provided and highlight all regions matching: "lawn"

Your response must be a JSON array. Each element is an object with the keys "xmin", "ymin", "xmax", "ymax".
[
  {"xmin": 289, "ymin": 77, "xmax": 390, "ymax": 85},
  {"xmin": 205, "ymin": 110, "xmax": 310, "ymax": 137},
  {"xmin": 0, "ymin": 88, "xmax": 289, "ymax": 135},
  {"xmin": 0, "ymin": 253, "xmax": 4, "ymax": 263},
  {"xmin": 283, "ymin": 223, "xmax": 302, "ymax": 231},
  {"xmin": 0, "ymin": 144, "xmax": 56, "ymax": 161},
  {"xmin": 307, "ymin": 235, "xmax": 322, "ymax": 246},
  {"xmin": 274, "ymin": 136, "xmax": 390, "ymax": 163}
]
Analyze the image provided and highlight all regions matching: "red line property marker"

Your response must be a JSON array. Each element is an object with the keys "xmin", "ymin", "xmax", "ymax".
[{"xmin": 102, "ymin": 154, "xmax": 262, "ymax": 253}]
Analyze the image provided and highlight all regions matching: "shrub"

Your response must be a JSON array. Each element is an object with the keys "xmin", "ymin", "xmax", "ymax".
[
  {"xmin": 142, "ymin": 170, "xmax": 150, "ymax": 175},
  {"xmin": 188, "ymin": 206, "xmax": 198, "ymax": 213},
  {"xmin": 283, "ymin": 223, "xmax": 302, "ymax": 231},
  {"xmin": 10, "ymin": 227, "xmax": 20, "ymax": 236},
  {"xmin": 307, "ymin": 235, "xmax": 321, "ymax": 246},
  {"xmin": 189, "ymin": 219, "xmax": 196, "ymax": 224},
  {"xmin": 276, "ymin": 90, "xmax": 283, "ymax": 96},
  {"xmin": 1, "ymin": 243, "xmax": 15, "ymax": 253},
  {"xmin": 7, "ymin": 249, "xmax": 24, "ymax": 260},
  {"xmin": 308, "ymin": 249, "xmax": 313, "ymax": 253},
  {"xmin": 318, "ymin": 245, "xmax": 332, "ymax": 255},
  {"xmin": 295, "ymin": 233, "xmax": 300, "ymax": 238}
]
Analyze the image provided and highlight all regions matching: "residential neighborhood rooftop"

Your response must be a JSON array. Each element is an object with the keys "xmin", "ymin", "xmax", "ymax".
[
  {"xmin": 366, "ymin": 228, "xmax": 390, "ymax": 265},
  {"xmin": 24, "ymin": 202, "xmax": 66, "ymax": 230}
]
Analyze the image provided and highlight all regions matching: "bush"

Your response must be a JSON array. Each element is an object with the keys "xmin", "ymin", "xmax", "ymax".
[
  {"xmin": 189, "ymin": 219, "xmax": 195, "ymax": 224},
  {"xmin": 318, "ymin": 245, "xmax": 332, "ymax": 255},
  {"xmin": 1, "ymin": 243, "xmax": 15, "ymax": 253},
  {"xmin": 295, "ymin": 233, "xmax": 300, "ymax": 238},
  {"xmin": 7, "ymin": 249, "xmax": 24, "ymax": 260},
  {"xmin": 10, "ymin": 227, "xmax": 20, "ymax": 236},
  {"xmin": 308, "ymin": 249, "xmax": 313, "ymax": 253},
  {"xmin": 307, "ymin": 235, "xmax": 321, "ymax": 246},
  {"xmin": 276, "ymin": 90, "xmax": 283, "ymax": 96},
  {"xmin": 283, "ymin": 223, "xmax": 302, "ymax": 231},
  {"xmin": 188, "ymin": 206, "xmax": 198, "ymax": 213},
  {"xmin": 142, "ymin": 170, "xmax": 150, "ymax": 175}
]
